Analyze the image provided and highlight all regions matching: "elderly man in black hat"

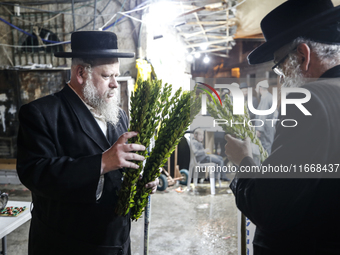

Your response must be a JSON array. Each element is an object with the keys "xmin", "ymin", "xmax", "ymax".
[
  {"xmin": 225, "ymin": 0, "xmax": 340, "ymax": 254},
  {"xmin": 16, "ymin": 31, "xmax": 158, "ymax": 255}
]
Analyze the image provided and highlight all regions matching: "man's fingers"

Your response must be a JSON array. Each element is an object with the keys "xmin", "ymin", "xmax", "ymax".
[
  {"xmin": 145, "ymin": 178, "xmax": 159, "ymax": 191},
  {"xmin": 117, "ymin": 131, "xmax": 139, "ymax": 144},
  {"xmin": 145, "ymin": 180, "xmax": 157, "ymax": 189},
  {"xmin": 225, "ymin": 134, "xmax": 237, "ymax": 143},
  {"xmin": 124, "ymin": 160, "xmax": 139, "ymax": 169},
  {"xmin": 124, "ymin": 152, "xmax": 145, "ymax": 161},
  {"xmin": 150, "ymin": 185, "xmax": 157, "ymax": 194},
  {"xmin": 124, "ymin": 143, "xmax": 146, "ymax": 152}
]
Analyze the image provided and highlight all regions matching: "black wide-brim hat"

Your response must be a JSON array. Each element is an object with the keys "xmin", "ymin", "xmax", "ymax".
[
  {"xmin": 248, "ymin": 0, "xmax": 340, "ymax": 65},
  {"xmin": 54, "ymin": 31, "xmax": 135, "ymax": 58}
]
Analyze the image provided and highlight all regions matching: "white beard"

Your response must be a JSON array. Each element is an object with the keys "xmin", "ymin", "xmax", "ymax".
[
  {"xmin": 282, "ymin": 54, "xmax": 307, "ymax": 88},
  {"xmin": 83, "ymin": 76, "xmax": 120, "ymax": 126}
]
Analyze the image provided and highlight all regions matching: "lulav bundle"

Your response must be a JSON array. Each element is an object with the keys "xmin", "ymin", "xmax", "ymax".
[
  {"xmin": 207, "ymin": 95, "xmax": 268, "ymax": 163},
  {"xmin": 115, "ymin": 79, "xmax": 171, "ymax": 216},
  {"xmin": 130, "ymin": 88, "xmax": 201, "ymax": 221}
]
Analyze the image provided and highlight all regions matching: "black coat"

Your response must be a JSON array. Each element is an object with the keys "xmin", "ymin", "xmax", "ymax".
[
  {"xmin": 17, "ymin": 85, "xmax": 130, "ymax": 255},
  {"xmin": 230, "ymin": 65, "xmax": 340, "ymax": 254}
]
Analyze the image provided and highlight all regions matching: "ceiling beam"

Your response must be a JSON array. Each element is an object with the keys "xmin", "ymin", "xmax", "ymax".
[
  {"xmin": 179, "ymin": 24, "xmax": 227, "ymax": 38},
  {"xmin": 234, "ymin": 33, "xmax": 265, "ymax": 39},
  {"xmin": 185, "ymin": 20, "xmax": 232, "ymax": 26},
  {"xmin": 185, "ymin": 35, "xmax": 234, "ymax": 40},
  {"xmin": 211, "ymin": 53, "xmax": 230, "ymax": 58},
  {"xmin": 193, "ymin": 12, "xmax": 209, "ymax": 43},
  {"xmin": 193, "ymin": 47, "xmax": 232, "ymax": 54},
  {"xmin": 185, "ymin": 38, "xmax": 233, "ymax": 48}
]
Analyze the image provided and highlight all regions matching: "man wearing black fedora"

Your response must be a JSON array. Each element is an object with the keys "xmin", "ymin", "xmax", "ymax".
[
  {"xmin": 16, "ymin": 31, "xmax": 158, "ymax": 255},
  {"xmin": 225, "ymin": 0, "xmax": 340, "ymax": 254}
]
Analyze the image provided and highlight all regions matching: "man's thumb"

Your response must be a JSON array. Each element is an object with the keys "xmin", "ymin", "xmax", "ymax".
[{"xmin": 225, "ymin": 134, "xmax": 235, "ymax": 142}]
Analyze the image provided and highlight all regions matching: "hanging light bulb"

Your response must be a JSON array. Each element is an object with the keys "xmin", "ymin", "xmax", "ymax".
[
  {"xmin": 194, "ymin": 52, "xmax": 201, "ymax": 58},
  {"xmin": 200, "ymin": 43, "xmax": 209, "ymax": 50},
  {"xmin": 203, "ymin": 55, "xmax": 210, "ymax": 64},
  {"xmin": 187, "ymin": 54, "xmax": 193, "ymax": 62}
]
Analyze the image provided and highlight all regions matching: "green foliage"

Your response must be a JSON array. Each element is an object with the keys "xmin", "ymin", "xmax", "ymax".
[
  {"xmin": 129, "ymin": 87, "xmax": 201, "ymax": 221},
  {"xmin": 206, "ymin": 95, "xmax": 268, "ymax": 163},
  {"xmin": 115, "ymin": 79, "xmax": 200, "ymax": 219},
  {"xmin": 115, "ymin": 78, "xmax": 171, "ymax": 216}
]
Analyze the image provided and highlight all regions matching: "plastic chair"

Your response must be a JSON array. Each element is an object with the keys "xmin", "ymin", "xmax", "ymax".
[{"xmin": 186, "ymin": 138, "xmax": 219, "ymax": 195}]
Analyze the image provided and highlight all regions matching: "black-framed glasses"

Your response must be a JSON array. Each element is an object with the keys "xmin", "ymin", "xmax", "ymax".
[{"xmin": 272, "ymin": 47, "xmax": 297, "ymax": 76}]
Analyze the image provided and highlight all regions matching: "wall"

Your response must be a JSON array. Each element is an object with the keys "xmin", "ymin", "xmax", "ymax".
[{"xmin": 0, "ymin": 0, "xmax": 139, "ymax": 76}]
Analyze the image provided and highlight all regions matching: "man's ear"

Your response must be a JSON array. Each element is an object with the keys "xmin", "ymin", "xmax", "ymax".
[
  {"xmin": 296, "ymin": 43, "xmax": 311, "ymax": 72},
  {"xmin": 75, "ymin": 65, "xmax": 86, "ymax": 85}
]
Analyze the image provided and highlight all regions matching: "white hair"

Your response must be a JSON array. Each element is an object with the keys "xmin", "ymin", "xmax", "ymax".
[
  {"xmin": 288, "ymin": 37, "xmax": 340, "ymax": 68},
  {"xmin": 282, "ymin": 53, "xmax": 306, "ymax": 88}
]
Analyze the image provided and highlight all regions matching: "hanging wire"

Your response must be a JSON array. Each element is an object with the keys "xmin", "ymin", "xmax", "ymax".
[
  {"xmin": 109, "ymin": 0, "xmax": 128, "ymax": 30},
  {"xmin": 102, "ymin": 0, "xmax": 150, "ymax": 30},
  {"xmin": 0, "ymin": 0, "xmax": 148, "ymax": 47},
  {"xmin": 71, "ymin": 0, "xmax": 76, "ymax": 31},
  {"xmin": 77, "ymin": 0, "xmax": 111, "ymax": 31},
  {"xmin": 93, "ymin": 0, "xmax": 97, "ymax": 30},
  {"xmin": 0, "ymin": 2, "xmax": 117, "ymax": 17},
  {"xmin": 0, "ymin": 41, "xmax": 69, "ymax": 48}
]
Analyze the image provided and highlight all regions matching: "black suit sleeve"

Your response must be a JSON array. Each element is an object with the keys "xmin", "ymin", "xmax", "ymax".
[
  {"xmin": 17, "ymin": 103, "xmax": 101, "ymax": 203},
  {"xmin": 230, "ymin": 87, "xmax": 332, "ymax": 232}
]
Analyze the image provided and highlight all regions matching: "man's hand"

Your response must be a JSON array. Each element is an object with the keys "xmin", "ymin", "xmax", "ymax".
[
  {"xmin": 225, "ymin": 135, "xmax": 253, "ymax": 166},
  {"xmin": 138, "ymin": 174, "xmax": 159, "ymax": 194},
  {"xmin": 145, "ymin": 178, "xmax": 159, "ymax": 194},
  {"xmin": 101, "ymin": 132, "xmax": 145, "ymax": 174}
]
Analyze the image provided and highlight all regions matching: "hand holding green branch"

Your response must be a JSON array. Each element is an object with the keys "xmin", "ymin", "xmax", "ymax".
[
  {"xmin": 130, "ymin": 88, "xmax": 201, "ymax": 221},
  {"xmin": 115, "ymin": 78, "xmax": 201, "ymax": 220},
  {"xmin": 115, "ymin": 79, "xmax": 169, "ymax": 216},
  {"xmin": 207, "ymin": 95, "xmax": 268, "ymax": 163}
]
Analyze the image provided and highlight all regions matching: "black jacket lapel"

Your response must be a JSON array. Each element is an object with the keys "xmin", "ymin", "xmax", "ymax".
[{"xmin": 61, "ymin": 85, "xmax": 110, "ymax": 151}]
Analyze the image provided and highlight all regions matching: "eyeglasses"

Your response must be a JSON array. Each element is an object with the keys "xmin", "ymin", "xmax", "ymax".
[{"xmin": 272, "ymin": 47, "xmax": 297, "ymax": 77}]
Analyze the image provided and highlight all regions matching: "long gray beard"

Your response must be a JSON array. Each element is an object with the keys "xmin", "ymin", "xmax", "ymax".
[
  {"xmin": 282, "ymin": 54, "xmax": 307, "ymax": 88},
  {"xmin": 83, "ymin": 77, "xmax": 120, "ymax": 126}
]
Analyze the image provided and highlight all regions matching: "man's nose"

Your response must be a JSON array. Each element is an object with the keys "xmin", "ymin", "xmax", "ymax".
[{"xmin": 109, "ymin": 76, "xmax": 118, "ymax": 88}]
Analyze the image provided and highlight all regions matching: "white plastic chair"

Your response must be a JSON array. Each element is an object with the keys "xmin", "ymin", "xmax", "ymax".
[{"xmin": 186, "ymin": 137, "xmax": 220, "ymax": 195}]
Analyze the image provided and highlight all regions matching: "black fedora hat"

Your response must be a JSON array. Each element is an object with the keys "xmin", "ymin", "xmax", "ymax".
[
  {"xmin": 248, "ymin": 0, "xmax": 340, "ymax": 65},
  {"xmin": 54, "ymin": 31, "xmax": 135, "ymax": 58}
]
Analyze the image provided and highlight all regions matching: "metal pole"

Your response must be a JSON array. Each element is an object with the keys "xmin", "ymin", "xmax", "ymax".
[
  {"xmin": 143, "ymin": 195, "xmax": 151, "ymax": 255},
  {"xmin": 93, "ymin": 0, "xmax": 97, "ymax": 30},
  {"xmin": 2, "ymin": 236, "xmax": 7, "ymax": 255},
  {"xmin": 241, "ymin": 213, "xmax": 246, "ymax": 255}
]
